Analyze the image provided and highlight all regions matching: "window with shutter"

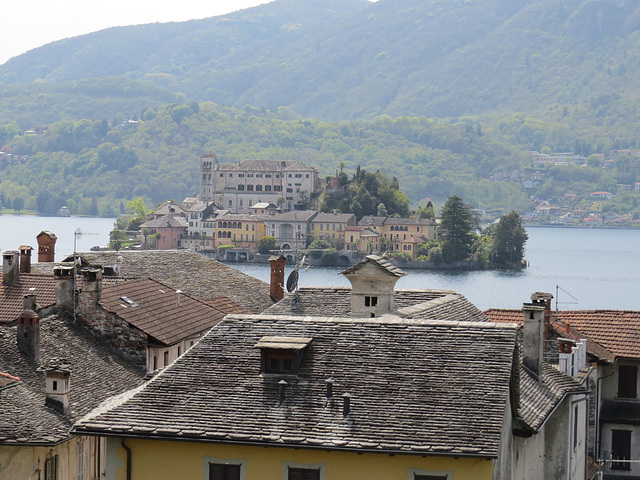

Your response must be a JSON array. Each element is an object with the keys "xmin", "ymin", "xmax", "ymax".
[
  {"xmin": 209, "ymin": 463, "xmax": 241, "ymax": 480},
  {"xmin": 611, "ymin": 430, "xmax": 632, "ymax": 470},
  {"xmin": 618, "ymin": 365, "xmax": 637, "ymax": 398},
  {"xmin": 288, "ymin": 466, "xmax": 320, "ymax": 480}
]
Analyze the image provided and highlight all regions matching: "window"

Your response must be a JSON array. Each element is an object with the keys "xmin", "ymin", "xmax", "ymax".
[
  {"xmin": 209, "ymin": 464, "xmax": 241, "ymax": 480},
  {"xmin": 611, "ymin": 430, "xmax": 632, "ymax": 470},
  {"xmin": 295, "ymin": 174, "xmax": 302, "ymax": 178},
  {"xmin": 77, "ymin": 438, "xmax": 84, "ymax": 480},
  {"xmin": 255, "ymin": 337, "xmax": 311, "ymax": 375},
  {"xmin": 164, "ymin": 351, "xmax": 169, "ymax": 367},
  {"xmin": 365, "ymin": 296, "xmax": 378, "ymax": 307},
  {"xmin": 256, "ymin": 185, "xmax": 262, "ymax": 191},
  {"xmin": 410, "ymin": 469, "xmax": 451, "ymax": 480},
  {"xmin": 45, "ymin": 455, "xmax": 59, "ymax": 480},
  {"xmin": 288, "ymin": 467, "xmax": 320, "ymax": 480},
  {"xmin": 265, "ymin": 185, "xmax": 272, "ymax": 191},
  {"xmin": 238, "ymin": 184, "xmax": 244, "ymax": 191},
  {"xmin": 238, "ymin": 174, "xmax": 245, "ymax": 178},
  {"xmin": 247, "ymin": 184, "xmax": 254, "ymax": 191},
  {"xmin": 264, "ymin": 349, "xmax": 296, "ymax": 374},
  {"xmin": 618, "ymin": 365, "xmax": 637, "ymax": 398}
]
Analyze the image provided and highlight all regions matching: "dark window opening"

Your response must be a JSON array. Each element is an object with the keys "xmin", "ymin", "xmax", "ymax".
[
  {"xmin": 611, "ymin": 430, "xmax": 632, "ymax": 470},
  {"xmin": 288, "ymin": 467, "xmax": 320, "ymax": 480},
  {"xmin": 365, "ymin": 296, "xmax": 378, "ymax": 307},
  {"xmin": 415, "ymin": 476, "xmax": 447, "ymax": 480},
  {"xmin": 618, "ymin": 365, "xmax": 637, "ymax": 398},
  {"xmin": 209, "ymin": 463, "xmax": 241, "ymax": 480},
  {"xmin": 264, "ymin": 349, "xmax": 297, "ymax": 374}
]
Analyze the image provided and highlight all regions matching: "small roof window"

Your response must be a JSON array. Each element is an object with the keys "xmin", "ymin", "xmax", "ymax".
[{"xmin": 254, "ymin": 336, "xmax": 312, "ymax": 375}]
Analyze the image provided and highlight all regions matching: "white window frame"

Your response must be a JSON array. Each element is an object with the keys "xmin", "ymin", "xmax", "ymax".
[{"xmin": 203, "ymin": 456, "xmax": 247, "ymax": 480}]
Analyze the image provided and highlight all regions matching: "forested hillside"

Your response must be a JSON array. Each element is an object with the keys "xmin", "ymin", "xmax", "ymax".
[{"xmin": 0, "ymin": 103, "xmax": 529, "ymax": 216}]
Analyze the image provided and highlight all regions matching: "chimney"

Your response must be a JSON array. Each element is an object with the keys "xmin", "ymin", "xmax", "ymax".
[
  {"xmin": 522, "ymin": 300, "xmax": 546, "ymax": 382},
  {"xmin": 342, "ymin": 393, "xmax": 351, "ymax": 417},
  {"xmin": 54, "ymin": 264, "xmax": 75, "ymax": 314},
  {"xmin": 43, "ymin": 361, "xmax": 71, "ymax": 415},
  {"xmin": 79, "ymin": 267, "xmax": 103, "ymax": 314},
  {"xmin": 269, "ymin": 255, "xmax": 287, "ymax": 302},
  {"xmin": 326, "ymin": 378, "xmax": 334, "ymax": 399},
  {"xmin": 37, "ymin": 231, "xmax": 57, "ymax": 263},
  {"xmin": 19, "ymin": 246, "xmax": 33, "ymax": 273},
  {"xmin": 17, "ymin": 302, "xmax": 40, "ymax": 363},
  {"xmin": 2, "ymin": 250, "xmax": 19, "ymax": 285}
]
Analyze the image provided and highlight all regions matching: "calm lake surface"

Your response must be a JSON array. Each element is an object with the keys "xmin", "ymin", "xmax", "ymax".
[{"xmin": 0, "ymin": 215, "xmax": 638, "ymax": 311}]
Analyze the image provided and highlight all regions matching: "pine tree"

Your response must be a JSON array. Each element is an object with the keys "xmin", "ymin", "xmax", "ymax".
[{"xmin": 440, "ymin": 195, "xmax": 475, "ymax": 263}]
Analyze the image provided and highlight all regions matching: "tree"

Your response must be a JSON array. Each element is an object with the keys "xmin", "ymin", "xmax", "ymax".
[
  {"xmin": 258, "ymin": 236, "xmax": 276, "ymax": 254},
  {"xmin": 417, "ymin": 201, "xmax": 435, "ymax": 220},
  {"xmin": 12, "ymin": 197, "xmax": 24, "ymax": 212},
  {"xmin": 126, "ymin": 197, "xmax": 148, "ymax": 220},
  {"xmin": 491, "ymin": 211, "xmax": 528, "ymax": 267},
  {"xmin": 439, "ymin": 195, "xmax": 476, "ymax": 263},
  {"xmin": 109, "ymin": 228, "xmax": 126, "ymax": 251}
]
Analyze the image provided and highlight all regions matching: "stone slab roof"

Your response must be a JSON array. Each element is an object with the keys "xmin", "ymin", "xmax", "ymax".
[
  {"xmin": 341, "ymin": 255, "xmax": 407, "ymax": 277},
  {"xmin": 0, "ymin": 274, "xmax": 57, "ymax": 324},
  {"xmin": 99, "ymin": 278, "xmax": 226, "ymax": 346},
  {"xmin": 203, "ymin": 296, "xmax": 248, "ymax": 315},
  {"xmin": 263, "ymin": 287, "xmax": 488, "ymax": 322},
  {"xmin": 141, "ymin": 215, "xmax": 188, "ymax": 229},
  {"xmin": 75, "ymin": 315, "xmax": 517, "ymax": 457},
  {"xmin": 311, "ymin": 212, "xmax": 356, "ymax": 224},
  {"xmin": 34, "ymin": 250, "xmax": 272, "ymax": 314},
  {"xmin": 518, "ymin": 363, "xmax": 588, "ymax": 433},
  {"xmin": 271, "ymin": 210, "xmax": 317, "ymax": 222},
  {"xmin": 0, "ymin": 316, "xmax": 145, "ymax": 445}
]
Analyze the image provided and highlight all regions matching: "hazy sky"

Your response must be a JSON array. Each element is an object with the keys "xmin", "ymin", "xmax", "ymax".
[{"xmin": 0, "ymin": 0, "xmax": 274, "ymax": 65}]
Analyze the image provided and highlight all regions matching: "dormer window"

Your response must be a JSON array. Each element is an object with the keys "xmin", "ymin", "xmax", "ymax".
[{"xmin": 254, "ymin": 336, "xmax": 312, "ymax": 375}]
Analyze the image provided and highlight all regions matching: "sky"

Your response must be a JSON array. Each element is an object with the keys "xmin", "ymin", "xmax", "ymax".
[{"xmin": 0, "ymin": 0, "xmax": 274, "ymax": 65}]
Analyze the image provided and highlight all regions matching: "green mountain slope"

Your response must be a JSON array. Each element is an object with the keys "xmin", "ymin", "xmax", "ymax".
[{"xmin": 2, "ymin": 0, "xmax": 640, "ymax": 123}]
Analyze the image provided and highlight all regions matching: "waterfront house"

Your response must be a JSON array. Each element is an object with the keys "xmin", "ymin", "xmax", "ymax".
[{"xmin": 308, "ymin": 212, "xmax": 356, "ymax": 249}]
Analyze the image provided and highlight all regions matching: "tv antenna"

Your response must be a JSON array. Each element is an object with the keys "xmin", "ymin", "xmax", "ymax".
[
  {"xmin": 286, "ymin": 255, "xmax": 306, "ymax": 293},
  {"xmin": 555, "ymin": 285, "xmax": 578, "ymax": 312},
  {"xmin": 73, "ymin": 228, "xmax": 99, "ymax": 263}
]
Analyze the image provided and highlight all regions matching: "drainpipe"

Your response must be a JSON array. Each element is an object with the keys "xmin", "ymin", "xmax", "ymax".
[
  {"xmin": 595, "ymin": 369, "xmax": 615, "ymax": 464},
  {"xmin": 121, "ymin": 438, "xmax": 132, "ymax": 480}
]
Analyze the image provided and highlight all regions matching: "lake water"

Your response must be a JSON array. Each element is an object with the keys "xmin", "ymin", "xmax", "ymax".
[
  {"xmin": 0, "ymin": 215, "xmax": 638, "ymax": 311},
  {"xmin": 0, "ymin": 215, "xmax": 115, "ymax": 262}
]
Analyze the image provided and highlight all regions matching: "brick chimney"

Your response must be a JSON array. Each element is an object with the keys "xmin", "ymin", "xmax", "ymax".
[
  {"xmin": 54, "ymin": 264, "xmax": 75, "ymax": 314},
  {"xmin": 269, "ymin": 255, "xmax": 286, "ymax": 302},
  {"xmin": 43, "ymin": 361, "xmax": 71, "ymax": 415},
  {"xmin": 19, "ymin": 246, "xmax": 33, "ymax": 273},
  {"xmin": 2, "ymin": 250, "xmax": 19, "ymax": 285},
  {"xmin": 522, "ymin": 299, "xmax": 546, "ymax": 382},
  {"xmin": 79, "ymin": 267, "xmax": 103, "ymax": 315},
  {"xmin": 37, "ymin": 231, "xmax": 57, "ymax": 263},
  {"xmin": 17, "ymin": 300, "xmax": 40, "ymax": 363}
]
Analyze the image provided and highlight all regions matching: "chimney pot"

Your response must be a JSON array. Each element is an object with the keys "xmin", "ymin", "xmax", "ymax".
[
  {"xmin": 17, "ymin": 307, "xmax": 40, "ymax": 363},
  {"xmin": 42, "ymin": 361, "xmax": 71, "ymax": 415},
  {"xmin": 326, "ymin": 378, "xmax": 334, "ymax": 398},
  {"xmin": 522, "ymin": 302, "xmax": 545, "ymax": 382},
  {"xmin": 3, "ymin": 250, "xmax": 19, "ymax": 285},
  {"xmin": 343, "ymin": 393, "xmax": 351, "ymax": 417},
  {"xmin": 278, "ymin": 379, "xmax": 288, "ymax": 406}
]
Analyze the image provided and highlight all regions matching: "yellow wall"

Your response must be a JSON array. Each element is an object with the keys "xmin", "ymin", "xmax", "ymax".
[{"xmin": 109, "ymin": 438, "xmax": 494, "ymax": 480}]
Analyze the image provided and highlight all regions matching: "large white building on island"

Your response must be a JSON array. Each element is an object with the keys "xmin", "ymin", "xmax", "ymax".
[{"xmin": 200, "ymin": 153, "xmax": 321, "ymax": 213}]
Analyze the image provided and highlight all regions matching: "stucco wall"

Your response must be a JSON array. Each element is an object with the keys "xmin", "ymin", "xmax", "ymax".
[{"xmin": 106, "ymin": 438, "xmax": 495, "ymax": 480}]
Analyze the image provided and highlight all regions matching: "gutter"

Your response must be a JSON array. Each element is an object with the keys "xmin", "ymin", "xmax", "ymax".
[{"xmin": 74, "ymin": 429, "xmax": 498, "ymax": 460}]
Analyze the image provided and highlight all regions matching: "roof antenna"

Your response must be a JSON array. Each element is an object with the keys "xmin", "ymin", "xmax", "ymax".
[
  {"xmin": 286, "ymin": 254, "xmax": 306, "ymax": 294},
  {"xmin": 555, "ymin": 285, "xmax": 578, "ymax": 312}
]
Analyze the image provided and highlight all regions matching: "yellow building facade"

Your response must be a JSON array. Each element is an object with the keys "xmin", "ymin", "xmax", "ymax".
[
  {"xmin": 105, "ymin": 438, "xmax": 494, "ymax": 480},
  {"xmin": 215, "ymin": 214, "xmax": 267, "ymax": 251}
]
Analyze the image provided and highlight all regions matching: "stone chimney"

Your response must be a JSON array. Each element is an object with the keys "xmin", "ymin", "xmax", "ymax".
[
  {"xmin": 342, "ymin": 255, "xmax": 406, "ymax": 318},
  {"xmin": 19, "ymin": 246, "xmax": 33, "ymax": 273},
  {"xmin": 522, "ymin": 299, "xmax": 546, "ymax": 382},
  {"xmin": 2, "ymin": 250, "xmax": 19, "ymax": 285},
  {"xmin": 54, "ymin": 264, "xmax": 75, "ymax": 314},
  {"xmin": 43, "ymin": 361, "xmax": 71, "ymax": 415},
  {"xmin": 37, "ymin": 231, "xmax": 57, "ymax": 263},
  {"xmin": 269, "ymin": 255, "xmax": 286, "ymax": 302},
  {"xmin": 79, "ymin": 267, "xmax": 103, "ymax": 314},
  {"xmin": 17, "ymin": 300, "xmax": 40, "ymax": 363}
]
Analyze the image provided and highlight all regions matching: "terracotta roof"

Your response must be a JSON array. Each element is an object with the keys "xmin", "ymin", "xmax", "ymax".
[
  {"xmin": 204, "ymin": 296, "xmax": 248, "ymax": 315},
  {"xmin": 35, "ymin": 250, "xmax": 272, "ymax": 314},
  {"xmin": 99, "ymin": 278, "xmax": 226, "ymax": 346},
  {"xmin": 484, "ymin": 308, "xmax": 523, "ymax": 325},
  {"xmin": 553, "ymin": 310, "xmax": 640, "ymax": 359},
  {"xmin": 74, "ymin": 315, "xmax": 517, "ymax": 458},
  {"xmin": 0, "ymin": 316, "xmax": 144, "ymax": 445},
  {"xmin": 0, "ymin": 274, "xmax": 57, "ymax": 324}
]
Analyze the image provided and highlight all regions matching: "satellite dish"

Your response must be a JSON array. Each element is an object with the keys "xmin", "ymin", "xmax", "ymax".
[{"xmin": 286, "ymin": 270, "xmax": 299, "ymax": 293}]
